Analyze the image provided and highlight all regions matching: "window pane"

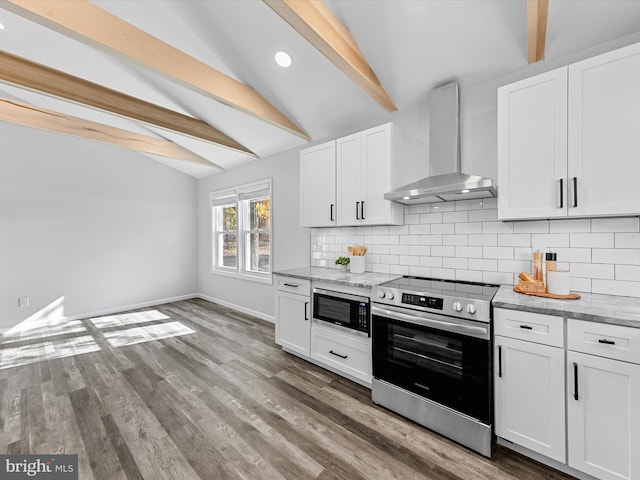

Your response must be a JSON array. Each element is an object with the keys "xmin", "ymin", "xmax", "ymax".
[
  {"xmin": 220, "ymin": 233, "xmax": 237, "ymax": 268},
  {"xmin": 247, "ymin": 232, "xmax": 270, "ymax": 273},
  {"xmin": 222, "ymin": 206, "xmax": 237, "ymax": 231},
  {"xmin": 249, "ymin": 197, "xmax": 270, "ymax": 230}
]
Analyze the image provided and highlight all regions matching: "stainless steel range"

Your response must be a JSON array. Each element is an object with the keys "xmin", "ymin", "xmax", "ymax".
[{"xmin": 371, "ymin": 276, "xmax": 499, "ymax": 457}]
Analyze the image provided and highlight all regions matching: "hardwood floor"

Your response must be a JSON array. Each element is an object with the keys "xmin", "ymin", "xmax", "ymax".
[{"xmin": 0, "ymin": 298, "xmax": 575, "ymax": 480}]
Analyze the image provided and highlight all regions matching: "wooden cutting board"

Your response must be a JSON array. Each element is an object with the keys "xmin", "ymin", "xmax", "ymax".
[{"xmin": 513, "ymin": 286, "xmax": 581, "ymax": 300}]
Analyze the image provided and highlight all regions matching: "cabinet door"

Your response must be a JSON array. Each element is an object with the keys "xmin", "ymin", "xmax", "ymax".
[
  {"xmin": 568, "ymin": 42, "xmax": 640, "ymax": 217},
  {"xmin": 300, "ymin": 141, "xmax": 336, "ymax": 227},
  {"xmin": 497, "ymin": 68, "xmax": 568, "ymax": 220},
  {"xmin": 336, "ymin": 132, "xmax": 363, "ymax": 225},
  {"xmin": 275, "ymin": 291, "xmax": 310, "ymax": 357},
  {"xmin": 495, "ymin": 336, "xmax": 566, "ymax": 462},
  {"xmin": 567, "ymin": 351, "xmax": 640, "ymax": 480}
]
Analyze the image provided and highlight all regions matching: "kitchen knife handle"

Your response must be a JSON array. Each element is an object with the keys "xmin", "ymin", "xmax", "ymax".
[
  {"xmin": 361, "ymin": 201, "xmax": 365, "ymax": 220},
  {"xmin": 498, "ymin": 345, "xmax": 502, "ymax": 378},
  {"xmin": 559, "ymin": 178, "xmax": 564, "ymax": 208},
  {"xmin": 572, "ymin": 177, "xmax": 578, "ymax": 208},
  {"xmin": 356, "ymin": 201, "xmax": 360, "ymax": 220},
  {"xmin": 304, "ymin": 302, "xmax": 309, "ymax": 321},
  {"xmin": 573, "ymin": 362, "xmax": 579, "ymax": 401},
  {"xmin": 330, "ymin": 204, "xmax": 334, "ymax": 222}
]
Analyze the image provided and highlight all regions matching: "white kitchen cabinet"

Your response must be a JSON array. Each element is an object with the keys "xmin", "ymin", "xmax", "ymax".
[
  {"xmin": 275, "ymin": 277, "xmax": 311, "ymax": 357},
  {"xmin": 497, "ymin": 68, "xmax": 568, "ymax": 220},
  {"xmin": 567, "ymin": 318, "xmax": 640, "ymax": 480},
  {"xmin": 299, "ymin": 140, "xmax": 336, "ymax": 227},
  {"xmin": 336, "ymin": 123, "xmax": 403, "ymax": 226},
  {"xmin": 301, "ymin": 122, "xmax": 403, "ymax": 227},
  {"xmin": 568, "ymin": 42, "xmax": 640, "ymax": 217},
  {"xmin": 498, "ymin": 41, "xmax": 640, "ymax": 220},
  {"xmin": 494, "ymin": 308, "xmax": 566, "ymax": 463}
]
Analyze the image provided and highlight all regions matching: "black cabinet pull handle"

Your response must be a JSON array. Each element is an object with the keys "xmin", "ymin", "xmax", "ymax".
[
  {"xmin": 572, "ymin": 177, "xmax": 578, "ymax": 207},
  {"xmin": 283, "ymin": 283, "xmax": 298, "ymax": 288},
  {"xmin": 330, "ymin": 204, "xmax": 334, "ymax": 222},
  {"xmin": 498, "ymin": 346, "xmax": 502, "ymax": 378},
  {"xmin": 304, "ymin": 302, "xmax": 309, "ymax": 321},
  {"xmin": 355, "ymin": 201, "xmax": 360, "ymax": 220},
  {"xmin": 361, "ymin": 201, "xmax": 366, "ymax": 220},
  {"xmin": 329, "ymin": 350, "xmax": 348, "ymax": 359},
  {"xmin": 573, "ymin": 362, "xmax": 579, "ymax": 401},
  {"xmin": 598, "ymin": 338, "xmax": 616, "ymax": 345},
  {"xmin": 559, "ymin": 178, "xmax": 564, "ymax": 208},
  {"xmin": 519, "ymin": 324, "xmax": 533, "ymax": 330}
]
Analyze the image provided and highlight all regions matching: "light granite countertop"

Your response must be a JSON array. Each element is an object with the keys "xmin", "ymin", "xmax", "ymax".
[
  {"xmin": 493, "ymin": 285, "xmax": 640, "ymax": 328},
  {"xmin": 274, "ymin": 266, "xmax": 401, "ymax": 289}
]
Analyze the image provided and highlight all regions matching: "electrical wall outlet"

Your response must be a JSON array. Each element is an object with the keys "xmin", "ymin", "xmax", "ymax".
[{"xmin": 18, "ymin": 296, "xmax": 30, "ymax": 308}]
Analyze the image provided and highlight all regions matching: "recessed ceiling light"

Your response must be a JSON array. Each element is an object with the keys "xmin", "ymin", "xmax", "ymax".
[
  {"xmin": 275, "ymin": 51, "xmax": 292, "ymax": 68},
  {"xmin": 0, "ymin": 22, "xmax": 5, "ymax": 30},
  {"xmin": 461, "ymin": 189, "xmax": 470, "ymax": 193}
]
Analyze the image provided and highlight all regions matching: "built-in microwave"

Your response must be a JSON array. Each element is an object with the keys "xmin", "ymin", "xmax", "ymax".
[{"xmin": 312, "ymin": 287, "xmax": 370, "ymax": 336}]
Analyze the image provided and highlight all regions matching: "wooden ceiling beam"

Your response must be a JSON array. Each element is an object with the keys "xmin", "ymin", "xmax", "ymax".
[
  {"xmin": 0, "ymin": 97, "xmax": 223, "ymax": 169},
  {"xmin": 0, "ymin": 50, "xmax": 255, "ymax": 156},
  {"xmin": 264, "ymin": 0, "xmax": 397, "ymax": 112},
  {"xmin": 527, "ymin": 0, "xmax": 549, "ymax": 63},
  {"xmin": 1, "ymin": 0, "xmax": 309, "ymax": 140}
]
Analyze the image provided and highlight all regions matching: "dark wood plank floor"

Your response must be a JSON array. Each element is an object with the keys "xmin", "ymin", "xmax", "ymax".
[{"xmin": 0, "ymin": 298, "xmax": 575, "ymax": 480}]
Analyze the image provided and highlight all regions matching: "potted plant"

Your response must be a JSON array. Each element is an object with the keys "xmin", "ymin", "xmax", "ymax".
[{"xmin": 335, "ymin": 256, "xmax": 350, "ymax": 271}]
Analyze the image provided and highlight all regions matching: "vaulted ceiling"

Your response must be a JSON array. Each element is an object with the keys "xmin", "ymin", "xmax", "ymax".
[{"xmin": 2, "ymin": 0, "xmax": 640, "ymax": 178}]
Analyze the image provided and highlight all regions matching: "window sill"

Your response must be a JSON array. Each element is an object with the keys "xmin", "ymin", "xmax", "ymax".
[{"xmin": 210, "ymin": 268, "xmax": 273, "ymax": 285}]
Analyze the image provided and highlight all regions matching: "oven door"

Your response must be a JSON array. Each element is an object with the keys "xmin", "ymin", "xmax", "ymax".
[{"xmin": 372, "ymin": 304, "xmax": 492, "ymax": 424}]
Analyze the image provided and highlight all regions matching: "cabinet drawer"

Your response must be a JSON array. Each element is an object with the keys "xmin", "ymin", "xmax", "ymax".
[
  {"xmin": 311, "ymin": 325, "xmax": 371, "ymax": 384},
  {"xmin": 494, "ymin": 308, "xmax": 564, "ymax": 347},
  {"xmin": 568, "ymin": 319, "xmax": 640, "ymax": 365},
  {"xmin": 276, "ymin": 276, "xmax": 311, "ymax": 295}
]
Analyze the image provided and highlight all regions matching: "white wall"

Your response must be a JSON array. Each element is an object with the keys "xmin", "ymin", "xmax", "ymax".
[
  {"xmin": 197, "ymin": 148, "xmax": 310, "ymax": 321},
  {"xmin": 0, "ymin": 123, "xmax": 198, "ymax": 333}
]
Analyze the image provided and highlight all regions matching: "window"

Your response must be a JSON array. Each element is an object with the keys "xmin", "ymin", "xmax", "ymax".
[{"xmin": 211, "ymin": 180, "xmax": 271, "ymax": 282}]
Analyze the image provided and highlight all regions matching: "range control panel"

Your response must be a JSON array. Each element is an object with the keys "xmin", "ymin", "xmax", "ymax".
[{"xmin": 401, "ymin": 294, "xmax": 443, "ymax": 310}]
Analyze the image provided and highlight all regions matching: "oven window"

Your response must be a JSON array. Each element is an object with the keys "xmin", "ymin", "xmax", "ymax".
[{"xmin": 373, "ymin": 314, "xmax": 491, "ymax": 424}]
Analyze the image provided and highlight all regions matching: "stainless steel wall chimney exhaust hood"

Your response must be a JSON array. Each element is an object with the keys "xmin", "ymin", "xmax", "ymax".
[{"xmin": 385, "ymin": 82, "xmax": 496, "ymax": 204}]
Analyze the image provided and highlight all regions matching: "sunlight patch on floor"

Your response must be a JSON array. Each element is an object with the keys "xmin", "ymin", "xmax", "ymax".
[
  {"xmin": 0, "ymin": 335, "xmax": 100, "ymax": 370},
  {"xmin": 90, "ymin": 309, "xmax": 169, "ymax": 329},
  {"xmin": 102, "ymin": 321, "xmax": 196, "ymax": 348}
]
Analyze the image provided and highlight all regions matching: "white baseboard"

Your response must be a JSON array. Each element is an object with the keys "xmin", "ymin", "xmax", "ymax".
[
  {"xmin": 0, "ymin": 294, "xmax": 198, "ymax": 335},
  {"xmin": 197, "ymin": 293, "xmax": 275, "ymax": 323}
]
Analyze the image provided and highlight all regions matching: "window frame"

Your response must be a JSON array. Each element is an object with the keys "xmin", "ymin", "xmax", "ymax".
[{"xmin": 210, "ymin": 179, "xmax": 272, "ymax": 284}]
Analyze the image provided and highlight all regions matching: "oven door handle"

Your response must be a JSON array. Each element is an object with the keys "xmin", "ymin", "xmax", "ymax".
[{"xmin": 372, "ymin": 305, "xmax": 490, "ymax": 340}]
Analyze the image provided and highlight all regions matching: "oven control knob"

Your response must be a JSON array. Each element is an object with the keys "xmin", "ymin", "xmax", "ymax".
[
  {"xmin": 452, "ymin": 301, "xmax": 463, "ymax": 312},
  {"xmin": 387, "ymin": 292, "xmax": 395, "ymax": 300},
  {"xmin": 466, "ymin": 304, "xmax": 477, "ymax": 315},
  {"xmin": 377, "ymin": 290, "xmax": 386, "ymax": 298}
]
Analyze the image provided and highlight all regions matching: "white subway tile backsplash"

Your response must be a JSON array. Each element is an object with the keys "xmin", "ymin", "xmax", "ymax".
[
  {"xmin": 569, "ymin": 263, "xmax": 615, "ymax": 280},
  {"xmin": 616, "ymin": 233, "xmax": 640, "ymax": 248},
  {"xmin": 443, "ymin": 211, "xmax": 469, "ymax": 223},
  {"xmin": 549, "ymin": 219, "xmax": 591, "ymax": 233},
  {"xmin": 469, "ymin": 234, "xmax": 498, "ymax": 246},
  {"xmin": 570, "ymin": 233, "xmax": 614, "ymax": 248},
  {"xmin": 592, "ymin": 248, "xmax": 640, "ymax": 265},
  {"xmin": 455, "ymin": 222, "xmax": 482, "ymax": 234},
  {"xmin": 431, "ymin": 224, "xmax": 455, "ymax": 235},
  {"xmin": 592, "ymin": 279, "xmax": 640, "ymax": 297},
  {"xmin": 432, "ymin": 246, "xmax": 456, "ymax": 257},
  {"xmin": 497, "ymin": 234, "xmax": 531, "ymax": 247},
  {"xmin": 310, "ymin": 209, "xmax": 640, "ymax": 296},
  {"xmin": 616, "ymin": 265, "xmax": 640, "ymax": 281},
  {"xmin": 456, "ymin": 246, "xmax": 484, "ymax": 258},
  {"xmin": 514, "ymin": 221, "xmax": 549, "ymax": 234},
  {"xmin": 591, "ymin": 217, "xmax": 639, "ymax": 233},
  {"xmin": 483, "ymin": 247, "xmax": 514, "ymax": 260},
  {"xmin": 443, "ymin": 235, "xmax": 469, "ymax": 246},
  {"xmin": 531, "ymin": 233, "xmax": 570, "ymax": 248}
]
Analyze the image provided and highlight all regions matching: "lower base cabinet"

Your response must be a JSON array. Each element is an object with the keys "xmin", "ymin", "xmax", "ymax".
[
  {"xmin": 311, "ymin": 324, "xmax": 371, "ymax": 385},
  {"xmin": 567, "ymin": 351, "xmax": 640, "ymax": 480},
  {"xmin": 495, "ymin": 336, "xmax": 566, "ymax": 463},
  {"xmin": 275, "ymin": 277, "xmax": 311, "ymax": 357}
]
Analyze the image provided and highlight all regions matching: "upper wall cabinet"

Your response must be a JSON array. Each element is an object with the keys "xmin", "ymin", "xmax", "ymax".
[
  {"xmin": 498, "ymin": 42, "xmax": 640, "ymax": 221},
  {"xmin": 300, "ymin": 122, "xmax": 403, "ymax": 227}
]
